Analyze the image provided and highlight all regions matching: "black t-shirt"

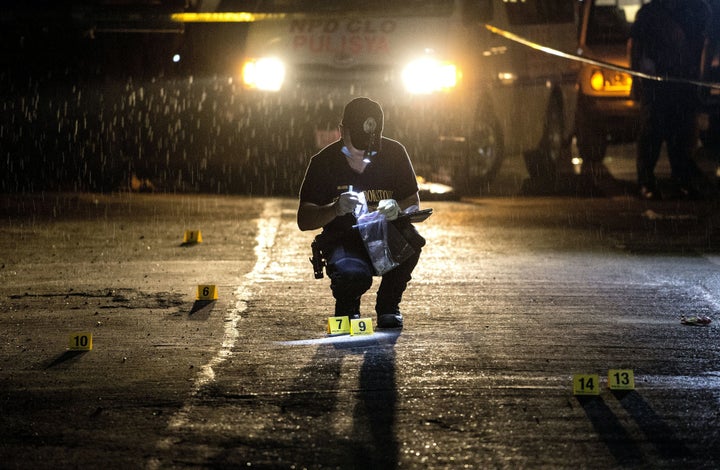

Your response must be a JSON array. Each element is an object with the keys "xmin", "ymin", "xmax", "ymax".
[
  {"xmin": 630, "ymin": 0, "xmax": 709, "ymax": 79},
  {"xmin": 299, "ymin": 137, "xmax": 419, "ymax": 235}
]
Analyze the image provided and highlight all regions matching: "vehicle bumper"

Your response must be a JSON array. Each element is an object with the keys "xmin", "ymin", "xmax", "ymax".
[{"xmin": 578, "ymin": 96, "xmax": 640, "ymax": 142}]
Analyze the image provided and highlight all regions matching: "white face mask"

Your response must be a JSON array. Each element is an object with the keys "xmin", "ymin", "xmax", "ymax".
[{"xmin": 342, "ymin": 145, "xmax": 377, "ymax": 159}]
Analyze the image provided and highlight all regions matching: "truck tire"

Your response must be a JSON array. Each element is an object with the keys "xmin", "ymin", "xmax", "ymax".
[
  {"xmin": 544, "ymin": 97, "xmax": 567, "ymax": 171},
  {"xmin": 456, "ymin": 107, "xmax": 504, "ymax": 195},
  {"xmin": 575, "ymin": 96, "xmax": 608, "ymax": 164},
  {"xmin": 524, "ymin": 92, "xmax": 569, "ymax": 180}
]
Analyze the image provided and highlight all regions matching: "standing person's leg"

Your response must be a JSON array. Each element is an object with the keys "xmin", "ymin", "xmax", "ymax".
[
  {"xmin": 666, "ymin": 95, "xmax": 700, "ymax": 194},
  {"xmin": 636, "ymin": 94, "xmax": 665, "ymax": 199}
]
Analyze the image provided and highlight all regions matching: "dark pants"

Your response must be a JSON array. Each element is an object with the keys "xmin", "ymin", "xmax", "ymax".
[
  {"xmin": 325, "ymin": 233, "xmax": 421, "ymax": 317},
  {"xmin": 636, "ymin": 83, "xmax": 699, "ymax": 189}
]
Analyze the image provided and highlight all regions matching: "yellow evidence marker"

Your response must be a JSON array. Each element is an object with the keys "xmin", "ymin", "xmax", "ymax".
[
  {"xmin": 573, "ymin": 374, "xmax": 600, "ymax": 396},
  {"xmin": 350, "ymin": 318, "xmax": 374, "ymax": 336},
  {"xmin": 608, "ymin": 369, "xmax": 635, "ymax": 390},
  {"xmin": 68, "ymin": 332, "xmax": 93, "ymax": 351},
  {"xmin": 196, "ymin": 284, "xmax": 218, "ymax": 300},
  {"xmin": 327, "ymin": 316, "xmax": 351, "ymax": 335},
  {"xmin": 183, "ymin": 230, "xmax": 203, "ymax": 244}
]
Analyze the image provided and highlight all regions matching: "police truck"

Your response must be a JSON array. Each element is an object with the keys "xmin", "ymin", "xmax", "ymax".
[{"xmin": 181, "ymin": 0, "xmax": 581, "ymax": 193}]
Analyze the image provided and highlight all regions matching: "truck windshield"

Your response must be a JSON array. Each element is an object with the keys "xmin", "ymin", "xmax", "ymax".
[
  {"xmin": 218, "ymin": 0, "xmax": 455, "ymax": 15},
  {"xmin": 505, "ymin": 0, "xmax": 576, "ymax": 25},
  {"xmin": 586, "ymin": 1, "xmax": 646, "ymax": 46}
]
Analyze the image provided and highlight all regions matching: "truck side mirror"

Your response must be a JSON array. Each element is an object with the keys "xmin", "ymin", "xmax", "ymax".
[{"xmin": 463, "ymin": 0, "xmax": 493, "ymax": 24}]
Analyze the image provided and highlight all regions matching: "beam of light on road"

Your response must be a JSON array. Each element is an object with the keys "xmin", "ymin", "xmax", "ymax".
[{"xmin": 278, "ymin": 330, "xmax": 401, "ymax": 347}]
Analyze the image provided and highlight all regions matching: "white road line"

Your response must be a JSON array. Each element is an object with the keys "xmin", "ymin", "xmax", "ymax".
[
  {"xmin": 149, "ymin": 200, "xmax": 281, "ymax": 465},
  {"xmin": 189, "ymin": 199, "xmax": 280, "ymax": 392}
]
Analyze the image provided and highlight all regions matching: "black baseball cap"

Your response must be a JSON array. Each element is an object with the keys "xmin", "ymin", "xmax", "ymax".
[{"xmin": 341, "ymin": 97, "xmax": 384, "ymax": 150}]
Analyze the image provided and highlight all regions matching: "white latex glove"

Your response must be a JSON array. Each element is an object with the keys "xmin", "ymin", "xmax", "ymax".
[
  {"xmin": 377, "ymin": 199, "xmax": 400, "ymax": 221},
  {"xmin": 334, "ymin": 191, "xmax": 360, "ymax": 216}
]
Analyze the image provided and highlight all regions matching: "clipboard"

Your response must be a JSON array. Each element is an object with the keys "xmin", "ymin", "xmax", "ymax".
[{"xmin": 401, "ymin": 208, "xmax": 433, "ymax": 223}]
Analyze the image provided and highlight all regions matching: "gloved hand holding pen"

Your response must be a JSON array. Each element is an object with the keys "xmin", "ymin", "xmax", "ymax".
[{"xmin": 334, "ymin": 191, "xmax": 361, "ymax": 216}]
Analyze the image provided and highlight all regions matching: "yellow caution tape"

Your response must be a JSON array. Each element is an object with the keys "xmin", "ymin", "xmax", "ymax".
[{"xmin": 485, "ymin": 24, "xmax": 720, "ymax": 90}]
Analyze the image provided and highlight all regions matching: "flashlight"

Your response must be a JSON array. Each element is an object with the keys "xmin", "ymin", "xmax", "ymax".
[{"xmin": 362, "ymin": 117, "xmax": 378, "ymax": 164}]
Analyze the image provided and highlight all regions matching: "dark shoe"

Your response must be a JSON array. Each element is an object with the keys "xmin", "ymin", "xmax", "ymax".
[
  {"xmin": 336, "ymin": 311, "xmax": 360, "ymax": 321},
  {"xmin": 377, "ymin": 311, "xmax": 403, "ymax": 329},
  {"xmin": 336, "ymin": 300, "xmax": 360, "ymax": 320},
  {"xmin": 639, "ymin": 185, "xmax": 660, "ymax": 201}
]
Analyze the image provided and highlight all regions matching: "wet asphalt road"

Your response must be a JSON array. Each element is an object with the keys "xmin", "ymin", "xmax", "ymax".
[{"xmin": 2, "ymin": 149, "xmax": 720, "ymax": 469}]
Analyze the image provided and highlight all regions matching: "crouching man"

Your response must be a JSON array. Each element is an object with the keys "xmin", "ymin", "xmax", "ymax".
[{"xmin": 297, "ymin": 97, "xmax": 423, "ymax": 329}]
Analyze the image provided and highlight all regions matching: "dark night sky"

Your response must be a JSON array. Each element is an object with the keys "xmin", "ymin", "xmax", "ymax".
[{"xmin": 1, "ymin": 1, "xmax": 249, "ymax": 79}]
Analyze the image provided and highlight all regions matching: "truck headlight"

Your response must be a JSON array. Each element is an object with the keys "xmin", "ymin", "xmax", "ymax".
[
  {"xmin": 242, "ymin": 57, "xmax": 285, "ymax": 91},
  {"xmin": 589, "ymin": 68, "xmax": 632, "ymax": 93},
  {"xmin": 402, "ymin": 58, "xmax": 460, "ymax": 94}
]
